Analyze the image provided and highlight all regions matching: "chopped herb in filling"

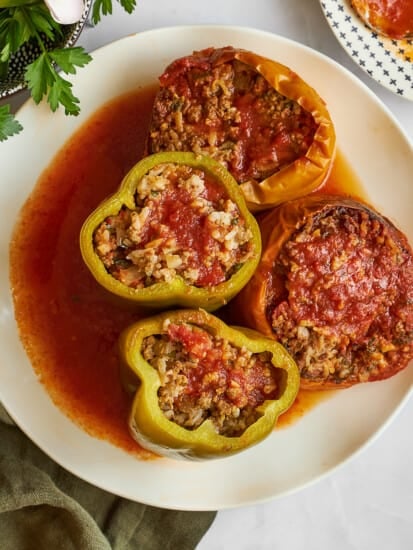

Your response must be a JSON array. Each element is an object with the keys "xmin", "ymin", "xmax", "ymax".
[{"xmin": 149, "ymin": 54, "xmax": 317, "ymax": 183}]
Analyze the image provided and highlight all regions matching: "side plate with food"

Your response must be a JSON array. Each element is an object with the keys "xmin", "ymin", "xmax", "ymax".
[{"xmin": 320, "ymin": 0, "xmax": 413, "ymax": 100}]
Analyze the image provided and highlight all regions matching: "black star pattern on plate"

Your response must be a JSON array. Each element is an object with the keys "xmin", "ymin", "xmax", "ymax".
[{"xmin": 320, "ymin": 0, "xmax": 413, "ymax": 99}]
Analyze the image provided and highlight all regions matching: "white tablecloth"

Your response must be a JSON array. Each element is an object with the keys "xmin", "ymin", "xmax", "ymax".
[{"xmin": 5, "ymin": 1, "xmax": 413, "ymax": 548}]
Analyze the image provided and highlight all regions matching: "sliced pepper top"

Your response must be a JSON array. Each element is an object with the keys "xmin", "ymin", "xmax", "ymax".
[
  {"xmin": 120, "ymin": 309, "xmax": 300, "ymax": 460},
  {"xmin": 80, "ymin": 152, "xmax": 261, "ymax": 310}
]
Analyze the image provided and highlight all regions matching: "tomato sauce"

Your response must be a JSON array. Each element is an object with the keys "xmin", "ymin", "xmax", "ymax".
[
  {"xmin": 96, "ymin": 166, "xmax": 245, "ymax": 289},
  {"xmin": 9, "ymin": 85, "xmax": 366, "ymax": 454},
  {"xmin": 166, "ymin": 323, "xmax": 278, "ymax": 407},
  {"xmin": 352, "ymin": 0, "xmax": 413, "ymax": 40},
  {"xmin": 319, "ymin": 149, "xmax": 368, "ymax": 201},
  {"xmin": 152, "ymin": 47, "xmax": 317, "ymax": 183},
  {"xmin": 10, "ymin": 86, "xmax": 158, "ymax": 458},
  {"xmin": 276, "ymin": 209, "xmax": 399, "ymax": 338}
]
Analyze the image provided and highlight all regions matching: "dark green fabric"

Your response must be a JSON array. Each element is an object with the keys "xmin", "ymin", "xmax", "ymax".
[{"xmin": 0, "ymin": 405, "xmax": 216, "ymax": 550}]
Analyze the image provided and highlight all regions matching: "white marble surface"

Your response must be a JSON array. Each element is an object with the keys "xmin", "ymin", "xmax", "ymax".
[{"xmin": 3, "ymin": 1, "xmax": 413, "ymax": 548}]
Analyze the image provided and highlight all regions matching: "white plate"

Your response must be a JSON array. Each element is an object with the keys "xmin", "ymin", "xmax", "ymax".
[
  {"xmin": 1, "ymin": 26, "xmax": 413, "ymax": 511},
  {"xmin": 320, "ymin": 0, "xmax": 413, "ymax": 100}
]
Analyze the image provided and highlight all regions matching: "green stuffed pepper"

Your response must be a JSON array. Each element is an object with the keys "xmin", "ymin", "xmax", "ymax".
[
  {"xmin": 80, "ymin": 152, "xmax": 261, "ymax": 310},
  {"xmin": 119, "ymin": 309, "xmax": 300, "ymax": 460}
]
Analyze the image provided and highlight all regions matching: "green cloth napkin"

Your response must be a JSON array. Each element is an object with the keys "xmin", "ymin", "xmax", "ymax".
[{"xmin": 0, "ymin": 404, "xmax": 216, "ymax": 550}]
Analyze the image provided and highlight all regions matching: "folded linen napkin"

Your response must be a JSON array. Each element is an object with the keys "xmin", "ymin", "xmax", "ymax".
[{"xmin": 0, "ymin": 404, "xmax": 216, "ymax": 550}]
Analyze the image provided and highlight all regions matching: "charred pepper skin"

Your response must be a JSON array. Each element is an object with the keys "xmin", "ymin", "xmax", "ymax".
[
  {"xmin": 80, "ymin": 152, "xmax": 261, "ymax": 311},
  {"xmin": 119, "ymin": 309, "xmax": 300, "ymax": 460},
  {"xmin": 232, "ymin": 195, "xmax": 413, "ymax": 389}
]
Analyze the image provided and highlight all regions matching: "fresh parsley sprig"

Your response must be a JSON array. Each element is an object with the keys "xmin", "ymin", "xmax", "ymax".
[
  {"xmin": 25, "ymin": 46, "xmax": 92, "ymax": 115},
  {"xmin": 92, "ymin": 0, "xmax": 136, "ymax": 25},
  {"xmin": 0, "ymin": 0, "xmax": 137, "ymax": 142},
  {"xmin": 0, "ymin": 103, "xmax": 22, "ymax": 140}
]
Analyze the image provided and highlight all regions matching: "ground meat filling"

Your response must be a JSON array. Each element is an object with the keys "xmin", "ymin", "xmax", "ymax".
[
  {"xmin": 269, "ymin": 207, "xmax": 413, "ymax": 385},
  {"xmin": 148, "ymin": 52, "xmax": 317, "ymax": 183},
  {"xmin": 93, "ymin": 163, "xmax": 253, "ymax": 289},
  {"xmin": 141, "ymin": 320, "xmax": 279, "ymax": 437}
]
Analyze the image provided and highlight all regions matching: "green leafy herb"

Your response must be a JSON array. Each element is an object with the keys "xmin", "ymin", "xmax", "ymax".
[
  {"xmin": 0, "ymin": 104, "xmax": 23, "ymax": 141},
  {"xmin": 92, "ymin": 0, "xmax": 137, "ymax": 25},
  {"xmin": 0, "ymin": 1, "xmax": 137, "ymax": 141},
  {"xmin": 25, "ymin": 48, "xmax": 92, "ymax": 115}
]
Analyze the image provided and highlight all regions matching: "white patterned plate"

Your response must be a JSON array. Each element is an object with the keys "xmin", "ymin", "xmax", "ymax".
[{"xmin": 320, "ymin": 0, "xmax": 413, "ymax": 100}]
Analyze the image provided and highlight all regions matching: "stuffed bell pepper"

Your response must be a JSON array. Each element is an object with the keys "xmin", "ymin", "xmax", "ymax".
[
  {"xmin": 147, "ymin": 46, "xmax": 336, "ymax": 211},
  {"xmin": 232, "ymin": 195, "xmax": 413, "ymax": 389},
  {"xmin": 80, "ymin": 152, "xmax": 261, "ymax": 310},
  {"xmin": 119, "ymin": 309, "xmax": 300, "ymax": 460}
]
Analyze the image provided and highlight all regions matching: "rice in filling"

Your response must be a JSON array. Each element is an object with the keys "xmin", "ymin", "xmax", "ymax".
[
  {"xmin": 93, "ymin": 163, "xmax": 253, "ymax": 289},
  {"xmin": 141, "ymin": 320, "xmax": 279, "ymax": 437},
  {"xmin": 269, "ymin": 207, "xmax": 413, "ymax": 385}
]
